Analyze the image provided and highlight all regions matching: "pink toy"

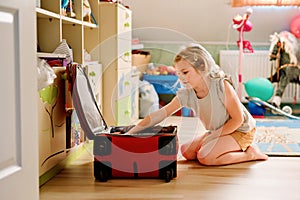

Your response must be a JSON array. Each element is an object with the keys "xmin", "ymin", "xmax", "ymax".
[
  {"xmin": 236, "ymin": 40, "xmax": 254, "ymax": 53},
  {"xmin": 233, "ymin": 19, "xmax": 253, "ymax": 32},
  {"xmin": 233, "ymin": 8, "xmax": 254, "ymax": 53},
  {"xmin": 232, "ymin": 8, "xmax": 254, "ymax": 99}
]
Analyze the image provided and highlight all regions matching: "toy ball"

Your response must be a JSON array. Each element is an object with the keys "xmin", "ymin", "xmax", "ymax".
[
  {"xmin": 244, "ymin": 77, "xmax": 274, "ymax": 101},
  {"xmin": 290, "ymin": 15, "xmax": 300, "ymax": 38}
]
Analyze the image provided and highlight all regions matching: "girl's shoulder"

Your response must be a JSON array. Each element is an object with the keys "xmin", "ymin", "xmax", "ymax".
[
  {"xmin": 211, "ymin": 73, "xmax": 235, "ymax": 89},
  {"xmin": 212, "ymin": 73, "xmax": 236, "ymax": 104}
]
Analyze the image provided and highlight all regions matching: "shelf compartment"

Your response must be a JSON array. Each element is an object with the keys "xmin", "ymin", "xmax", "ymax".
[{"xmin": 39, "ymin": 0, "xmax": 60, "ymax": 14}]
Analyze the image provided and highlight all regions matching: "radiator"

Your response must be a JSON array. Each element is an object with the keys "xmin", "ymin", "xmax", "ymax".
[{"xmin": 219, "ymin": 50, "xmax": 300, "ymax": 103}]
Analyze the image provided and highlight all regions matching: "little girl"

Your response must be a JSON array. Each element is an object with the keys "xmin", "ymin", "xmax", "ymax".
[{"xmin": 127, "ymin": 44, "xmax": 268, "ymax": 165}]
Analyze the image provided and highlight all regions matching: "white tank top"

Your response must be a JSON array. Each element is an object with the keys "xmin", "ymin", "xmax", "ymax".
[{"xmin": 177, "ymin": 76, "xmax": 255, "ymax": 132}]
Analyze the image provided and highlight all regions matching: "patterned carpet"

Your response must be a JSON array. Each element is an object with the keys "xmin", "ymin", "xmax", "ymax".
[
  {"xmin": 252, "ymin": 118, "xmax": 300, "ymax": 156},
  {"xmin": 162, "ymin": 116, "xmax": 300, "ymax": 157}
]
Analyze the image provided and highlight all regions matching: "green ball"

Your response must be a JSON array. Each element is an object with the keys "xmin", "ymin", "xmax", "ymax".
[{"xmin": 244, "ymin": 77, "xmax": 274, "ymax": 101}]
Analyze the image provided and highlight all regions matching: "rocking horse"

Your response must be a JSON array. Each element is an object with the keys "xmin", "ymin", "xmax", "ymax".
[{"xmin": 268, "ymin": 31, "xmax": 300, "ymax": 108}]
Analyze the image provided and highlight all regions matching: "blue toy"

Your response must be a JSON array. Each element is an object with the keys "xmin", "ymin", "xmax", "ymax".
[{"xmin": 247, "ymin": 101, "xmax": 265, "ymax": 116}]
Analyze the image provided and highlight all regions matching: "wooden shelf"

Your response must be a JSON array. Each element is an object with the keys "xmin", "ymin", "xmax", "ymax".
[
  {"xmin": 36, "ymin": 7, "xmax": 60, "ymax": 19},
  {"xmin": 61, "ymin": 15, "xmax": 82, "ymax": 25},
  {"xmin": 83, "ymin": 21, "xmax": 98, "ymax": 28}
]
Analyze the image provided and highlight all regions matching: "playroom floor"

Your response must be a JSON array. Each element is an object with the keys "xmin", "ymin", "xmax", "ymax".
[{"xmin": 39, "ymin": 116, "xmax": 300, "ymax": 200}]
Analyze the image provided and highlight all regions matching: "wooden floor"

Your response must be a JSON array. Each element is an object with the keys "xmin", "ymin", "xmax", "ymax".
[{"xmin": 39, "ymin": 117, "xmax": 300, "ymax": 200}]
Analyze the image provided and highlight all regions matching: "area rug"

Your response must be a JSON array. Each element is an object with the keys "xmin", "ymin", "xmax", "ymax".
[{"xmin": 253, "ymin": 118, "xmax": 300, "ymax": 156}]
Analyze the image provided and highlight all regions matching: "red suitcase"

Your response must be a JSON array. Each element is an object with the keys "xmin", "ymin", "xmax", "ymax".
[{"xmin": 71, "ymin": 65, "xmax": 178, "ymax": 182}]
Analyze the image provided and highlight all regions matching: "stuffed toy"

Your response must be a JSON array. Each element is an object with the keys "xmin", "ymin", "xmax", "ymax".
[
  {"xmin": 66, "ymin": 0, "xmax": 76, "ymax": 18},
  {"xmin": 268, "ymin": 31, "xmax": 300, "ymax": 107},
  {"xmin": 61, "ymin": 0, "xmax": 69, "ymax": 16},
  {"xmin": 83, "ymin": 0, "xmax": 92, "ymax": 23}
]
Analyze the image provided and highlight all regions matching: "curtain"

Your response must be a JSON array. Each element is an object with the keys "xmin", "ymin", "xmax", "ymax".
[{"xmin": 232, "ymin": 0, "xmax": 300, "ymax": 7}]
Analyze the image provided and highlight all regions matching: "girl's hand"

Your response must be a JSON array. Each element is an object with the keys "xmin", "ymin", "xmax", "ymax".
[{"xmin": 120, "ymin": 125, "xmax": 136, "ymax": 134}]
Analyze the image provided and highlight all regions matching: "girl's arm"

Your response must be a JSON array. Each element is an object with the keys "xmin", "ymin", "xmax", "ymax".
[
  {"xmin": 127, "ymin": 96, "xmax": 182, "ymax": 134},
  {"xmin": 209, "ymin": 80, "xmax": 244, "ymax": 139}
]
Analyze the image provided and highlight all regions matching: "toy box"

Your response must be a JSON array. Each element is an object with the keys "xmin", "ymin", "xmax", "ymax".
[{"xmin": 132, "ymin": 50, "xmax": 151, "ymax": 78}]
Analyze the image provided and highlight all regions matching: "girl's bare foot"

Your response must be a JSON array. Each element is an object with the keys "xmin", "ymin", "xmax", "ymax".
[{"xmin": 246, "ymin": 146, "xmax": 268, "ymax": 161}]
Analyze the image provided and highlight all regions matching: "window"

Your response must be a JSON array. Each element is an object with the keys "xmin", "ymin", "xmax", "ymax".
[{"xmin": 232, "ymin": 0, "xmax": 300, "ymax": 7}]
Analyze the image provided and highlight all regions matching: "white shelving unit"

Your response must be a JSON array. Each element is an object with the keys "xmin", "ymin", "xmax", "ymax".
[{"xmin": 99, "ymin": 2, "xmax": 138, "ymax": 126}]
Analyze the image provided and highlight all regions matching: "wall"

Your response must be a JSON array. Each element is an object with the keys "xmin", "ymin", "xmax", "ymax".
[
  {"xmin": 122, "ymin": 0, "xmax": 300, "ymax": 67},
  {"xmin": 139, "ymin": 43, "xmax": 270, "ymax": 67},
  {"xmin": 122, "ymin": 0, "xmax": 300, "ymax": 44}
]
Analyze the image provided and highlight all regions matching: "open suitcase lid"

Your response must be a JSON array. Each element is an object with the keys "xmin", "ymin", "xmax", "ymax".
[
  {"xmin": 71, "ymin": 64, "xmax": 177, "ymax": 139},
  {"xmin": 72, "ymin": 65, "xmax": 109, "ymax": 140}
]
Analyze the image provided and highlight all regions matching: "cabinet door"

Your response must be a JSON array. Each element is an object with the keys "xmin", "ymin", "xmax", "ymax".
[
  {"xmin": 117, "ymin": 68, "xmax": 132, "ymax": 99},
  {"xmin": 85, "ymin": 63, "xmax": 102, "ymax": 95},
  {"xmin": 117, "ymin": 5, "xmax": 131, "ymax": 70},
  {"xmin": 131, "ymin": 74, "xmax": 139, "ymax": 122},
  {"xmin": 38, "ymin": 68, "xmax": 66, "ymax": 176},
  {"xmin": 117, "ymin": 5, "xmax": 131, "ymax": 37},
  {"xmin": 116, "ymin": 68, "xmax": 131, "ymax": 125},
  {"xmin": 117, "ymin": 38, "xmax": 131, "ymax": 69},
  {"xmin": 85, "ymin": 63, "xmax": 102, "ymax": 106},
  {"xmin": 116, "ymin": 96, "xmax": 131, "ymax": 126}
]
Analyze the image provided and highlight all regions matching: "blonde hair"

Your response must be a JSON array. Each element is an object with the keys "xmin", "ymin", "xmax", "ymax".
[{"xmin": 174, "ymin": 44, "xmax": 225, "ymax": 79}]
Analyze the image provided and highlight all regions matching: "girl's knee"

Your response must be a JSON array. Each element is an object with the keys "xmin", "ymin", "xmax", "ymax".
[
  {"xmin": 197, "ymin": 151, "xmax": 215, "ymax": 165},
  {"xmin": 180, "ymin": 146, "xmax": 186, "ymax": 158},
  {"xmin": 180, "ymin": 144, "xmax": 196, "ymax": 160},
  {"xmin": 180, "ymin": 143, "xmax": 187, "ymax": 152},
  {"xmin": 180, "ymin": 143, "xmax": 188, "ymax": 156}
]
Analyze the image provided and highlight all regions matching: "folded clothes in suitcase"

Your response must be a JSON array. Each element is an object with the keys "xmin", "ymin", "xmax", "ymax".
[{"xmin": 71, "ymin": 65, "xmax": 178, "ymax": 182}]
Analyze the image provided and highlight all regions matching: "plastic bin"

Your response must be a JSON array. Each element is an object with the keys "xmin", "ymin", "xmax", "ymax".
[{"xmin": 143, "ymin": 75, "xmax": 180, "ymax": 94}]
